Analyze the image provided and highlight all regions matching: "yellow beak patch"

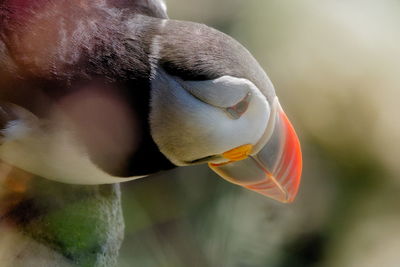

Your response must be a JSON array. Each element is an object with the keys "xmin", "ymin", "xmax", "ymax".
[{"xmin": 222, "ymin": 144, "xmax": 253, "ymax": 161}]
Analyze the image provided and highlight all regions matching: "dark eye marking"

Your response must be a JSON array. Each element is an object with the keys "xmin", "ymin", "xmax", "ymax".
[{"xmin": 225, "ymin": 92, "xmax": 252, "ymax": 119}]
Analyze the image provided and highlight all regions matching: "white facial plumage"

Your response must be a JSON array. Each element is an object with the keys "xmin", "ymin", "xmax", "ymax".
[{"xmin": 150, "ymin": 68, "xmax": 271, "ymax": 166}]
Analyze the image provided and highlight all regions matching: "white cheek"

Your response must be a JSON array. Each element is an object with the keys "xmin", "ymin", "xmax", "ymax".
[
  {"xmin": 194, "ymin": 89, "xmax": 269, "ymax": 152},
  {"xmin": 150, "ymin": 74, "xmax": 270, "ymax": 165}
]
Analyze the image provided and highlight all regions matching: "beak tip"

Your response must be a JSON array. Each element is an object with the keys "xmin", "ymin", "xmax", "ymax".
[{"xmin": 253, "ymin": 182, "xmax": 300, "ymax": 203}]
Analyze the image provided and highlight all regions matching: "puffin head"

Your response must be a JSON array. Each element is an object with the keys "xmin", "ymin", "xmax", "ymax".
[{"xmin": 148, "ymin": 19, "xmax": 302, "ymax": 203}]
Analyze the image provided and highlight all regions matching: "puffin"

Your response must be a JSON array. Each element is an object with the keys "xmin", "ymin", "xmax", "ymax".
[{"xmin": 0, "ymin": 0, "xmax": 302, "ymax": 203}]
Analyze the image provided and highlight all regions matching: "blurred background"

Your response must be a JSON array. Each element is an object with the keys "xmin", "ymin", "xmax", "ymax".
[{"xmin": 118, "ymin": 0, "xmax": 400, "ymax": 266}]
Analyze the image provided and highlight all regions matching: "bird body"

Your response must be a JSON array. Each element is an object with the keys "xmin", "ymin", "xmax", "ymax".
[{"xmin": 0, "ymin": 0, "xmax": 174, "ymax": 179}]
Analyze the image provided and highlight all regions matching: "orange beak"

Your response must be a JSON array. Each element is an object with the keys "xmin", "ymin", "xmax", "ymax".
[{"xmin": 209, "ymin": 100, "xmax": 302, "ymax": 203}]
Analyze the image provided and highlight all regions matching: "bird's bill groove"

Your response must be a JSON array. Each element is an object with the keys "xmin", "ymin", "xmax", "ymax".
[{"xmin": 209, "ymin": 102, "xmax": 302, "ymax": 203}]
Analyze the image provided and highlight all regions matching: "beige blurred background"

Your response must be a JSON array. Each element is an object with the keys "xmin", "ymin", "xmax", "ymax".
[{"xmin": 119, "ymin": 1, "xmax": 400, "ymax": 266}]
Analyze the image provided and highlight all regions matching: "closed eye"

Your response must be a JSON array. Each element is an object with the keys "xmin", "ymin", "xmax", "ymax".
[
  {"xmin": 225, "ymin": 92, "xmax": 252, "ymax": 119},
  {"xmin": 178, "ymin": 76, "xmax": 256, "ymax": 119}
]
